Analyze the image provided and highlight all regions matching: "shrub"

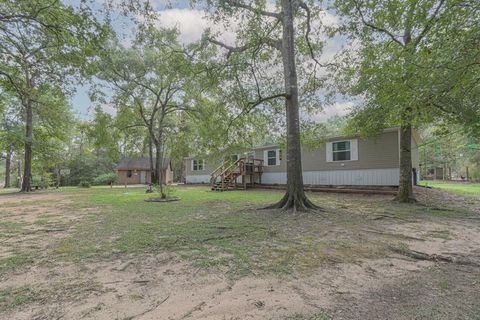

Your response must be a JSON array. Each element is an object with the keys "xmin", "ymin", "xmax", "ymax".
[
  {"xmin": 92, "ymin": 172, "xmax": 117, "ymax": 186},
  {"xmin": 78, "ymin": 180, "xmax": 91, "ymax": 188}
]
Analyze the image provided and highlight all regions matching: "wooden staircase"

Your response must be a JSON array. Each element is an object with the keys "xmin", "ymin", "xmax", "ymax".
[{"xmin": 210, "ymin": 158, "xmax": 263, "ymax": 191}]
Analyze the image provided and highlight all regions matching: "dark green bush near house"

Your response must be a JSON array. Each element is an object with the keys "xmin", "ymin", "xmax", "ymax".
[
  {"xmin": 66, "ymin": 153, "xmax": 116, "ymax": 186},
  {"xmin": 92, "ymin": 173, "xmax": 117, "ymax": 186},
  {"xmin": 78, "ymin": 180, "xmax": 91, "ymax": 188}
]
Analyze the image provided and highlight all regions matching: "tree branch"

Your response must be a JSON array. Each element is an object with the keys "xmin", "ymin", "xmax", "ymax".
[
  {"xmin": 413, "ymin": 0, "xmax": 446, "ymax": 47},
  {"xmin": 222, "ymin": 0, "xmax": 282, "ymax": 20},
  {"xmin": 352, "ymin": 0, "xmax": 404, "ymax": 47}
]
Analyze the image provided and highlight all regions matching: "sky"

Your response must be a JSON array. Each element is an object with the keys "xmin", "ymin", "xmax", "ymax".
[{"xmin": 70, "ymin": 0, "xmax": 352, "ymax": 121}]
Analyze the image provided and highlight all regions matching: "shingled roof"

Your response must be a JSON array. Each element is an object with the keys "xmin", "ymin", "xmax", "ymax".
[{"xmin": 116, "ymin": 157, "xmax": 171, "ymax": 170}]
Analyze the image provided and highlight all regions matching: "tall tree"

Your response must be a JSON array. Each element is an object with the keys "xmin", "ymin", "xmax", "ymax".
[
  {"xmin": 0, "ymin": 0, "xmax": 108, "ymax": 191},
  {"xmin": 98, "ymin": 28, "xmax": 198, "ymax": 198},
  {"xmin": 334, "ymin": 0, "xmax": 480, "ymax": 202},
  {"xmin": 203, "ymin": 0, "xmax": 327, "ymax": 211},
  {"xmin": 0, "ymin": 92, "xmax": 23, "ymax": 188}
]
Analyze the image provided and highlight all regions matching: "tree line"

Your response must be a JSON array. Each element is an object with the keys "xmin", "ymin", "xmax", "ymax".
[{"xmin": 1, "ymin": 0, "xmax": 479, "ymax": 209}]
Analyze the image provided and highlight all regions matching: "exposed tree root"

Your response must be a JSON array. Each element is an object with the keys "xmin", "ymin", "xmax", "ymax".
[
  {"xmin": 391, "ymin": 247, "xmax": 480, "ymax": 267},
  {"xmin": 263, "ymin": 191, "xmax": 323, "ymax": 213},
  {"xmin": 131, "ymin": 294, "xmax": 170, "ymax": 319}
]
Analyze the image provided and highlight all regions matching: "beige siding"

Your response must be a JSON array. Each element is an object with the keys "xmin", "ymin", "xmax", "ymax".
[
  {"xmin": 255, "ymin": 130, "xmax": 400, "ymax": 172},
  {"xmin": 184, "ymin": 158, "xmax": 217, "ymax": 176}
]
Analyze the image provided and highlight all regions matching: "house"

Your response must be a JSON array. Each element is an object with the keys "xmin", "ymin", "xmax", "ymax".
[
  {"xmin": 116, "ymin": 157, "xmax": 173, "ymax": 185},
  {"xmin": 184, "ymin": 128, "xmax": 421, "ymax": 189}
]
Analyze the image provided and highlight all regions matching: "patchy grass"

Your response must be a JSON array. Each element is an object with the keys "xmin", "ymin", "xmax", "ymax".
[
  {"xmin": 48, "ymin": 186, "xmax": 476, "ymax": 278},
  {"xmin": 52, "ymin": 187, "xmax": 395, "ymax": 276},
  {"xmin": 0, "ymin": 286, "xmax": 41, "ymax": 311},
  {"xmin": 420, "ymin": 180, "xmax": 480, "ymax": 197},
  {"xmin": 426, "ymin": 229, "xmax": 452, "ymax": 240},
  {"xmin": 0, "ymin": 254, "xmax": 34, "ymax": 273}
]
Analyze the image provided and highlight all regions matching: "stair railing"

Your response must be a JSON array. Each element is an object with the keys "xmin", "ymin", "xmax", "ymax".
[{"xmin": 210, "ymin": 158, "xmax": 242, "ymax": 189}]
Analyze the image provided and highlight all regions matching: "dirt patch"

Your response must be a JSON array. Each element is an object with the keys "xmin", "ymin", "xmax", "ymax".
[
  {"xmin": 0, "ymin": 192, "xmax": 82, "ymax": 262},
  {"xmin": 331, "ymin": 263, "xmax": 480, "ymax": 320},
  {"xmin": 0, "ymin": 254, "xmax": 439, "ymax": 320}
]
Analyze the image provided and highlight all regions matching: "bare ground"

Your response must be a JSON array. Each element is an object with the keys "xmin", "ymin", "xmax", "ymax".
[{"xmin": 1, "ymin": 187, "xmax": 479, "ymax": 320}]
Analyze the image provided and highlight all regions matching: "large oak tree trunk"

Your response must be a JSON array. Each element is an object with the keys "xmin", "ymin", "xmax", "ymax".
[
  {"xmin": 21, "ymin": 98, "xmax": 33, "ymax": 192},
  {"xmin": 266, "ymin": 0, "xmax": 318, "ymax": 211},
  {"xmin": 396, "ymin": 124, "xmax": 415, "ymax": 202},
  {"xmin": 4, "ymin": 146, "xmax": 12, "ymax": 188}
]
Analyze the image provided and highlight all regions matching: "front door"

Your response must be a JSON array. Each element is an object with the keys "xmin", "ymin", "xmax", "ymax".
[{"xmin": 140, "ymin": 171, "xmax": 146, "ymax": 184}]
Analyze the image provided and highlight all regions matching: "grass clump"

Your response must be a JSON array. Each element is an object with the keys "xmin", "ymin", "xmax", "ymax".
[{"xmin": 0, "ymin": 286, "xmax": 41, "ymax": 312}]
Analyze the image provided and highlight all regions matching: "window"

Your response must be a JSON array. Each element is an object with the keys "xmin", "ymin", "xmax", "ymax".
[
  {"xmin": 192, "ymin": 159, "xmax": 204, "ymax": 171},
  {"xmin": 332, "ymin": 141, "xmax": 351, "ymax": 161},
  {"xmin": 267, "ymin": 150, "xmax": 277, "ymax": 166},
  {"xmin": 263, "ymin": 148, "xmax": 281, "ymax": 166},
  {"xmin": 127, "ymin": 170, "xmax": 132, "ymax": 178}
]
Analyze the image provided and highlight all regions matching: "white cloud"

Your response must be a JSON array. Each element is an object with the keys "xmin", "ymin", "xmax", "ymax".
[
  {"xmin": 311, "ymin": 101, "xmax": 353, "ymax": 122},
  {"xmin": 88, "ymin": 103, "xmax": 117, "ymax": 117},
  {"xmin": 148, "ymin": 8, "xmax": 236, "ymax": 45}
]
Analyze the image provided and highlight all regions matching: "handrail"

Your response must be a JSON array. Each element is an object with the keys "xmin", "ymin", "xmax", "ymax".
[
  {"xmin": 219, "ymin": 158, "xmax": 242, "ymax": 177},
  {"xmin": 210, "ymin": 158, "xmax": 241, "ymax": 186},
  {"xmin": 210, "ymin": 157, "xmax": 265, "ymax": 188}
]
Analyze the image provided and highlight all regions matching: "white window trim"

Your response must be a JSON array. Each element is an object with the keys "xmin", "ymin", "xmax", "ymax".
[
  {"xmin": 326, "ymin": 139, "xmax": 358, "ymax": 162},
  {"xmin": 191, "ymin": 159, "xmax": 205, "ymax": 171},
  {"xmin": 264, "ymin": 149, "xmax": 281, "ymax": 166}
]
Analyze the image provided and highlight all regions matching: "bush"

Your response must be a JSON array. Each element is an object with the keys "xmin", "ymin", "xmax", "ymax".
[
  {"xmin": 92, "ymin": 172, "xmax": 117, "ymax": 186},
  {"xmin": 78, "ymin": 180, "xmax": 91, "ymax": 188},
  {"xmin": 32, "ymin": 173, "xmax": 55, "ymax": 189}
]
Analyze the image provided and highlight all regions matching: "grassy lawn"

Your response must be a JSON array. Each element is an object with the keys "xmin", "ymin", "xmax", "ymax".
[
  {"xmin": 420, "ymin": 180, "xmax": 480, "ymax": 197},
  {"xmin": 47, "ymin": 186, "xmax": 474, "ymax": 277}
]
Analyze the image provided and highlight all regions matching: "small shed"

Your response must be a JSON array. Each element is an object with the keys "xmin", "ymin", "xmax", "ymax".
[{"xmin": 116, "ymin": 157, "xmax": 173, "ymax": 185}]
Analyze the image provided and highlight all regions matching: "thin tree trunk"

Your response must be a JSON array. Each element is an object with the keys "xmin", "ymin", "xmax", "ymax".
[
  {"xmin": 17, "ymin": 160, "xmax": 22, "ymax": 188},
  {"xmin": 149, "ymin": 136, "xmax": 154, "ymax": 183},
  {"xmin": 396, "ymin": 124, "xmax": 415, "ymax": 202},
  {"xmin": 21, "ymin": 98, "xmax": 33, "ymax": 192},
  {"xmin": 155, "ymin": 144, "xmax": 161, "ymax": 186},
  {"xmin": 4, "ymin": 146, "xmax": 12, "ymax": 188},
  {"xmin": 266, "ymin": 0, "xmax": 318, "ymax": 212},
  {"xmin": 159, "ymin": 148, "xmax": 166, "ymax": 199}
]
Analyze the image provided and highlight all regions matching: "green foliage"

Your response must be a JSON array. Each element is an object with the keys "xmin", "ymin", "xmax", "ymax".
[
  {"xmin": 67, "ymin": 152, "xmax": 116, "ymax": 186},
  {"xmin": 78, "ymin": 181, "xmax": 91, "ymax": 188},
  {"xmin": 0, "ymin": 0, "xmax": 110, "ymax": 190},
  {"xmin": 31, "ymin": 172, "xmax": 55, "ymax": 189},
  {"xmin": 92, "ymin": 173, "xmax": 117, "ymax": 186},
  {"xmin": 334, "ymin": 0, "xmax": 480, "ymax": 135}
]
